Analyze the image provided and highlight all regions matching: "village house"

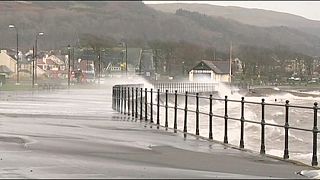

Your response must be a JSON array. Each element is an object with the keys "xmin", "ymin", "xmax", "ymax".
[
  {"xmin": 0, "ymin": 50, "xmax": 16, "ymax": 78},
  {"xmin": 37, "ymin": 54, "xmax": 66, "ymax": 79}
]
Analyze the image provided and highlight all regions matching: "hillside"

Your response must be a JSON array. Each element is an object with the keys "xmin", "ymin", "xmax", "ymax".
[
  {"xmin": 147, "ymin": 3, "xmax": 320, "ymax": 38},
  {"xmin": 0, "ymin": 1, "xmax": 320, "ymax": 57}
]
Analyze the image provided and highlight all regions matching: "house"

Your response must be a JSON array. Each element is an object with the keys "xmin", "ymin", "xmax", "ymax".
[
  {"xmin": 188, "ymin": 60, "xmax": 231, "ymax": 83},
  {"xmin": 37, "ymin": 54, "xmax": 67, "ymax": 79},
  {"xmin": 0, "ymin": 50, "xmax": 17, "ymax": 74}
]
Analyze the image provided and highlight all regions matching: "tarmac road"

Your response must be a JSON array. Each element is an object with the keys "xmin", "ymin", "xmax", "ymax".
[{"xmin": 0, "ymin": 85, "xmax": 316, "ymax": 178}]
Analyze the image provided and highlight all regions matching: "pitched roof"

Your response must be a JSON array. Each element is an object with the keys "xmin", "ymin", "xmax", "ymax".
[{"xmin": 191, "ymin": 60, "xmax": 230, "ymax": 74}]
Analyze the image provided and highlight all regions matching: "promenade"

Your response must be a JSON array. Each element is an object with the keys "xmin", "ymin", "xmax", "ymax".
[{"xmin": 0, "ymin": 84, "xmax": 315, "ymax": 178}]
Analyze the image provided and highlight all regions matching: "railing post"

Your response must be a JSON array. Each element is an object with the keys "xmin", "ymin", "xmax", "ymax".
[
  {"xmin": 312, "ymin": 102, "xmax": 318, "ymax": 166},
  {"xmin": 121, "ymin": 87, "xmax": 123, "ymax": 114},
  {"xmin": 183, "ymin": 91, "xmax": 188, "ymax": 135},
  {"xmin": 117, "ymin": 87, "xmax": 120, "ymax": 112},
  {"xmin": 145, "ymin": 88, "xmax": 148, "ymax": 122},
  {"xmin": 240, "ymin": 97, "xmax": 245, "ymax": 148},
  {"xmin": 283, "ymin": 100, "xmax": 290, "ymax": 159},
  {"xmin": 165, "ymin": 90, "xmax": 168, "ymax": 130},
  {"xmin": 260, "ymin": 98, "xmax": 266, "ymax": 155},
  {"xmin": 174, "ymin": 90, "xmax": 178, "ymax": 133},
  {"xmin": 124, "ymin": 87, "xmax": 127, "ymax": 114},
  {"xmin": 140, "ymin": 88, "xmax": 143, "ymax": 121},
  {"xmin": 196, "ymin": 93, "xmax": 199, "ymax": 136},
  {"xmin": 157, "ymin": 89, "xmax": 160, "ymax": 129},
  {"xmin": 112, "ymin": 87, "xmax": 114, "ymax": 110},
  {"xmin": 132, "ymin": 87, "xmax": 134, "ymax": 118},
  {"xmin": 209, "ymin": 94, "xmax": 213, "ymax": 140},
  {"xmin": 128, "ymin": 87, "xmax": 131, "ymax": 117},
  {"xmin": 150, "ymin": 88, "xmax": 153, "ymax": 123},
  {"xmin": 224, "ymin": 95, "xmax": 228, "ymax": 143},
  {"xmin": 135, "ymin": 87, "xmax": 138, "ymax": 119}
]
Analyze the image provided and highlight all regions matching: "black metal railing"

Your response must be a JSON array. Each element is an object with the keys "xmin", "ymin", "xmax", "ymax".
[
  {"xmin": 153, "ymin": 82, "xmax": 218, "ymax": 93},
  {"xmin": 112, "ymin": 84, "xmax": 319, "ymax": 166}
]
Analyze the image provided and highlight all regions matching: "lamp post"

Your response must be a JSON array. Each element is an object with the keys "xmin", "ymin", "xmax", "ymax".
[
  {"xmin": 182, "ymin": 61, "xmax": 185, "ymax": 77},
  {"xmin": 98, "ymin": 49, "xmax": 101, "ymax": 85},
  {"xmin": 125, "ymin": 42, "xmax": 127, "ymax": 76},
  {"xmin": 32, "ymin": 45, "xmax": 35, "ymax": 88},
  {"xmin": 9, "ymin": 24, "xmax": 19, "ymax": 85},
  {"xmin": 34, "ymin": 32, "xmax": 44, "ymax": 86},
  {"xmin": 120, "ymin": 40, "xmax": 128, "ymax": 76},
  {"xmin": 67, "ymin": 45, "xmax": 71, "ymax": 88},
  {"xmin": 72, "ymin": 47, "xmax": 75, "ymax": 71}
]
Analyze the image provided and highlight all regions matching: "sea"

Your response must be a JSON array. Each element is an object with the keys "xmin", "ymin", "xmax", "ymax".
[{"xmin": 153, "ymin": 84, "xmax": 320, "ymax": 168}]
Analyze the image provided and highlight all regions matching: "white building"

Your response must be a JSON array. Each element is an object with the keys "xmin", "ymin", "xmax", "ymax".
[{"xmin": 189, "ymin": 60, "xmax": 231, "ymax": 83}]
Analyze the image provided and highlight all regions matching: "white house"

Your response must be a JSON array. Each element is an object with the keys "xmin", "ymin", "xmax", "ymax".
[
  {"xmin": 189, "ymin": 60, "xmax": 231, "ymax": 83},
  {"xmin": 0, "ymin": 50, "xmax": 17, "ymax": 74}
]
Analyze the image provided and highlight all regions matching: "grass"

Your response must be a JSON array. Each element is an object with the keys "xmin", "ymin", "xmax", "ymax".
[{"xmin": 0, "ymin": 83, "xmax": 35, "ymax": 91}]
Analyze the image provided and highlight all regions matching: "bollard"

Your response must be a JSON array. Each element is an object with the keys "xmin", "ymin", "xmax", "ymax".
[
  {"xmin": 312, "ymin": 102, "xmax": 318, "ymax": 166},
  {"xmin": 260, "ymin": 98, "xmax": 266, "ymax": 154},
  {"xmin": 283, "ymin": 100, "xmax": 290, "ymax": 159},
  {"xmin": 165, "ymin": 90, "xmax": 168, "ymax": 130},
  {"xmin": 135, "ymin": 87, "xmax": 138, "ymax": 119},
  {"xmin": 157, "ymin": 89, "xmax": 160, "ymax": 129},
  {"xmin": 132, "ymin": 87, "xmax": 134, "ymax": 118},
  {"xmin": 140, "ymin": 88, "xmax": 143, "ymax": 121},
  {"xmin": 127, "ymin": 87, "xmax": 130, "ymax": 116},
  {"xmin": 150, "ymin": 89, "xmax": 154, "ymax": 123},
  {"xmin": 145, "ymin": 88, "xmax": 148, "ymax": 122},
  {"xmin": 239, "ymin": 97, "xmax": 245, "ymax": 148},
  {"xmin": 174, "ymin": 90, "xmax": 178, "ymax": 133},
  {"xmin": 209, "ymin": 94, "xmax": 213, "ymax": 140},
  {"xmin": 224, "ymin": 95, "xmax": 228, "ymax": 143},
  {"xmin": 183, "ymin": 91, "xmax": 188, "ymax": 134},
  {"xmin": 196, "ymin": 93, "xmax": 199, "ymax": 136}
]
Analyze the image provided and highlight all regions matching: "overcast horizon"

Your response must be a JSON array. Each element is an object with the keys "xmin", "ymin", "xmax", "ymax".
[{"xmin": 143, "ymin": 1, "xmax": 320, "ymax": 21}]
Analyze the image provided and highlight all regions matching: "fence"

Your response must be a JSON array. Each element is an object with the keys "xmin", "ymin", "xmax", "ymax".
[
  {"xmin": 112, "ymin": 84, "xmax": 319, "ymax": 166},
  {"xmin": 152, "ymin": 82, "xmax": 219, "ymax": 93}
]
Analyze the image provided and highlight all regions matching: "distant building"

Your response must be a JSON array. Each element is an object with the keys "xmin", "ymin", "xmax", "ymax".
[
  {"xmin": 0, "ymin": 50, "xmax": 17, "ymax": 75},
  {"xmin": 188, "ymin": 60, "xmax": 231, "ymax": 82}
]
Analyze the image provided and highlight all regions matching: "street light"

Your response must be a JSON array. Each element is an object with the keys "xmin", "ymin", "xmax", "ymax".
[
  {"xmin": 120, "ymin": 40, "xmax": 128, "ymax": 76},
  {"xmin": 8, "ymin": 24, "xmax": 19, "ymax": 85},
  {"xmin": 182, "ymin": 61, "xmax": 185, "ymax": 76},
  {"xmin": 67, "ymin": 45, "xmax": 71, "ymax": 88},
  {"xmin": 33, "ymin": 32, "xmax": 44, "ymax": 87}
]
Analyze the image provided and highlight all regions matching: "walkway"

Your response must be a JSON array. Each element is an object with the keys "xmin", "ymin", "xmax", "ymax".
[{"xmin": 0, "ymin": 85, "xmax": 315, "ymax": 178}]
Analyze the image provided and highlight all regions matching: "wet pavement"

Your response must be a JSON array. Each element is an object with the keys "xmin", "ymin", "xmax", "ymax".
[{"xmin": 0, "ymin": 84, "xmax": 316, "ymax": 178}]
